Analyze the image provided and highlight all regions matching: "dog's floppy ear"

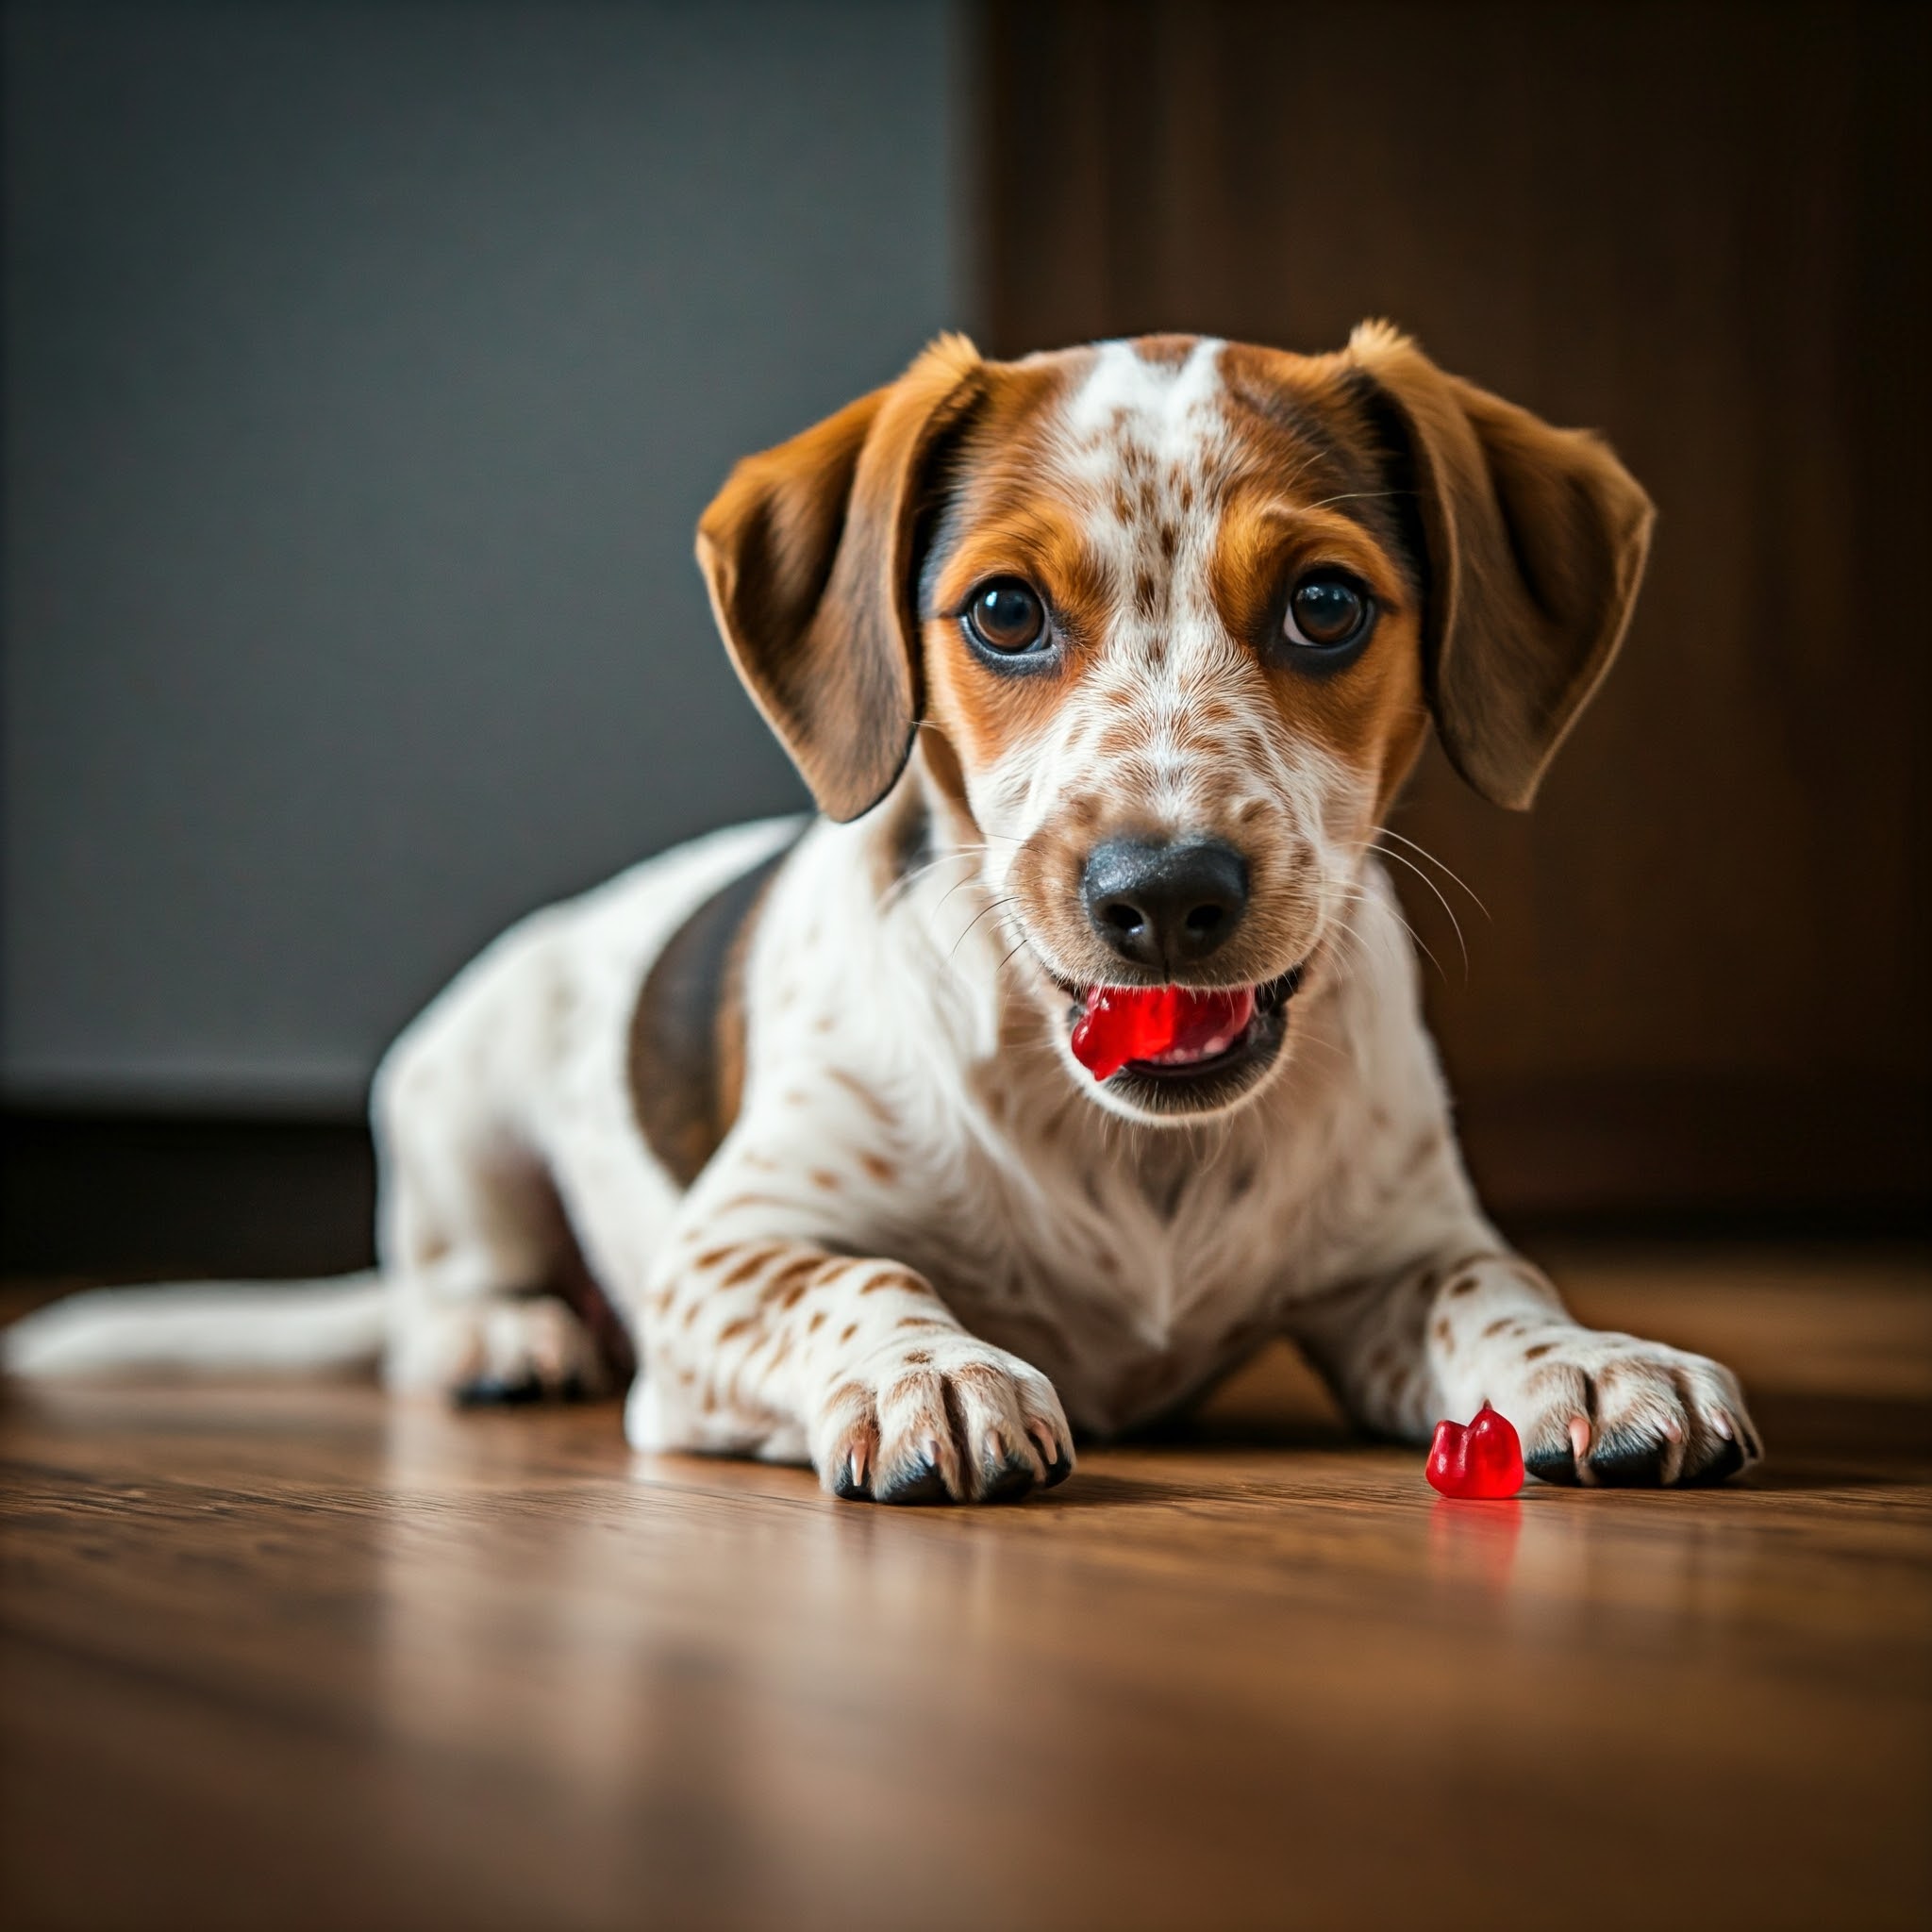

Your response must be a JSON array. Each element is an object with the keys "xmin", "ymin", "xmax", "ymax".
[
  {"xmin": 696, "ymin": 335, "xmax": 984, "ymax": 823},
  {"xmin": 1348, "ymin": 322, "xmax": 1655, "ymax": 809}
]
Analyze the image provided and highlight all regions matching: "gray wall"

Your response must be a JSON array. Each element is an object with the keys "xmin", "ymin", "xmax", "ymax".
[{"xmin": 3, "ymin": 0, "xmax": 958, "ymax": 1111}]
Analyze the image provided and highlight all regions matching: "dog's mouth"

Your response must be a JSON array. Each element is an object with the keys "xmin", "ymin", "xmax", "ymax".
[{"xmin": 1042, "ymin": 965, "xmax": 1306, "ymax": 1115}]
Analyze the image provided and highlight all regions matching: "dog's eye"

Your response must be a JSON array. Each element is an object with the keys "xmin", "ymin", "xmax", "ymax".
[
  {"xmin": 1283, "ymin": 573, "xmax": 1373, "ymax": 652},
  {"xmin": 964, "ymin": 578, "xmax": 1048, "ymax": 655}
]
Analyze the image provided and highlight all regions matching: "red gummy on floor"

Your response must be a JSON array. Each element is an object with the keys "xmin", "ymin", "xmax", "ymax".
[
  {"xmin": 1425, "ymin": 1404, "xmax": 1524, "ymax": 1499},
  {"xmin": 1069, "ymin": 985, "xmax": 1251, "ymax": 1080}
]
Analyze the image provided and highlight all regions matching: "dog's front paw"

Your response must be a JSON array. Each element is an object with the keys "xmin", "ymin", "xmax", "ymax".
[
  {"xmin": 1487, "ymin": 1328, "xmax": 1760, "ymax": 1487},
  {"xmin": 812, "ymin": 1337, "xmax": 1074, "ymax": 1505}
]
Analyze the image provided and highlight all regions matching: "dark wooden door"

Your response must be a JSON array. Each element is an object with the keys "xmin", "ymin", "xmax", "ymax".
[{"xmin": 974, "ymin": 0, "xmax": 1929, "ymax": 1219}]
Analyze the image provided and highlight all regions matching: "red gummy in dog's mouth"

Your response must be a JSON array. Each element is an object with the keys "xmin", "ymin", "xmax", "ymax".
[{"xmin": 1069, "ymin": 985, "xmax": 1258, "ymax": 1082}]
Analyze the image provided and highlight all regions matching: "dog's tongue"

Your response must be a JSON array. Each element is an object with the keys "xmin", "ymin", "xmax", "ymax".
[{"xmin": 1070, "ymin": 985, "xmax": 1257, "ymax": 1081}]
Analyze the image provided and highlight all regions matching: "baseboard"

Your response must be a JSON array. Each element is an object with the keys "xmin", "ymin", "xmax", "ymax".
[
  {"xmin": 1, "ymin": 1110, "xmax": 377, "ymax": 1280},
  {"xmin": 4, "ymin": 1077, "xmax": 1925, "ymax": 1280}
]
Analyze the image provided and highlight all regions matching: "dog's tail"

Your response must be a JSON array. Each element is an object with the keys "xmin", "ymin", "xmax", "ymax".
[{"xmin": 1, "ymin": 1274, "xmax": 390, "ymax": 1380}]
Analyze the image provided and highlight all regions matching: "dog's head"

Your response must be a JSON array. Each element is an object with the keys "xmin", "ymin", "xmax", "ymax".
[{"xmin": 697, "ymin": 327, "xmax": 1652, "ymax": 1124}]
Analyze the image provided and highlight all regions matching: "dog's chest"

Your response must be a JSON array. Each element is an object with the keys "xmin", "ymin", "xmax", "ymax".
[{"xmin": 882, "ymin": 1128, "xmax": 1329, "ymax": 1436}]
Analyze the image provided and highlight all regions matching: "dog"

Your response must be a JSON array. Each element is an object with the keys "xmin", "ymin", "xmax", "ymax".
[{"xmin": 5, "ymin": 325, "xmax": 1762, "ymax": 1502}]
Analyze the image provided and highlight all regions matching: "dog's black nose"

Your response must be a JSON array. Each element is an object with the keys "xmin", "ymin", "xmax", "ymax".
[{"xmin": 1081, "ymin": 838, "xmax": 1249, "ymax": 970}]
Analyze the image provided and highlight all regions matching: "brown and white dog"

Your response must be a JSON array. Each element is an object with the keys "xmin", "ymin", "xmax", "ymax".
[{"xmin": 6, "ymin": 325, "xmax": 1762, "ymax": 1501}]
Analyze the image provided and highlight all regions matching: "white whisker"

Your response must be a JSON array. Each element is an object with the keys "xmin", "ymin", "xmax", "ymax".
[
  {"xmin": 1371, "ymin": 825, "xmax": 1491, "ymax": 919},
  {"xmin": 1366, "ymin": 842, "xmax": 1469, "ymax": 982}
]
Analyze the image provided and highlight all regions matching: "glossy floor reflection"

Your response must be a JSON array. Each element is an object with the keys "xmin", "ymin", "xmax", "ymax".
[{"xmin": 3, "ymin": 1242, "xmax": 1928, "ymax": 1929}]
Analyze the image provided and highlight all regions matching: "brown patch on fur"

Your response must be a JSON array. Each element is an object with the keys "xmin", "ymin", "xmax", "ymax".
[
  {"xmin": 1524, "ymin": 1341, "xmax": 1556, "ymax": 1361},
  {"xmin": 1405, "ymin": 1128, "xmax": 1446, "ymax": 1175},
  {"xmin": 627, "ymin": 835, "xmax": 801, "ymax": 1189},
  {"xmin": 808, "ymin": 1310, "xmax": 828, "ymax": 1333},
  {"xmin": 825, "ymin": 1066, "xmax": 895, "ymax": 1127},
  {"xmin": 759, "ymin": 1256, "xmax": 824, "ymax": 1306},
  {"xmin": 902, "ymin": 1350, "xmax": 933, "ymax": 1367},
  {"xmin": 1481, "ymin": 1318, "xmax": 1512, "ymax": 1339},
  {"xmin": 1134, "ymin": 333, "xmax": 1200, "ymax": 369},
  {"xmin": 859, "ymin": 1152, "xmax": 897, "ymax": 1184},
  {"xmin": 718, "ymin": 1316, "xmax": 755, "ymax": 1342},
  {"xmin": 719, "ymin": 1244, "xmax": 782, "ymax": 1289},
  {"xmin": 708, "ymin": 1191, "xmax": 798, "ymax": 1215},
  {"xmin": 808, "ymin": 1170, "xmax": 841, "ymax": 1191},
  {"xmin": 840, "ymin": 1323, "xmax": 858, "ymax": 1344},
  {"xmin": 1448, "ymin": 1274, "xmax": 1481, "ymax": 1298}
]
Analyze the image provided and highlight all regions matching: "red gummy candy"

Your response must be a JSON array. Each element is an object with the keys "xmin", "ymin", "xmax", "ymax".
[
  {"xmin": 1425, "ymin": 1404, "xmax": 1524, "ymax": 1499},
  {"xmin": 1069, "ymin": 985, "xmax": 1255, "ymax": 1081}
]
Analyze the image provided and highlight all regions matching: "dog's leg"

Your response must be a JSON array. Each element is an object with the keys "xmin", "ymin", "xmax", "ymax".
[
  {"xmin": 625, "ymin": 1173, "xmax": 1074, "ymax": 1504},
  {"xmin": 1292, "ymin": 1246, "xmax": 1762, "ymax": 1486},
  {"xmin": 374, "ymin": 1044, "xmax": 606, "ymax": 1405}
]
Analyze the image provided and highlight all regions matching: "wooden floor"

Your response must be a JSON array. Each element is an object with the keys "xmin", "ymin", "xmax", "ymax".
[{"xmin": 3, "ymin": 1242, "xmax": 1928, "ymax": 1932}]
